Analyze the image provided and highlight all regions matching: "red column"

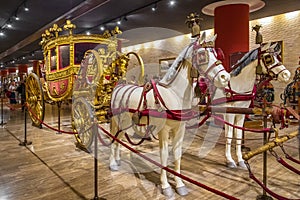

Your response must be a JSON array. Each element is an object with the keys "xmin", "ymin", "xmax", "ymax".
[{"xmin": 214, "ymin": 4, "xmax": 249, "ymax": 71}]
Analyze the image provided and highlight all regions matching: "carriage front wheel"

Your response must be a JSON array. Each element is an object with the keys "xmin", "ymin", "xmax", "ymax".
[
  {"xmin": 73, "ymin": 97, "xmax": 94, "ymax": 152},
  {"xmin": 25, "ymin": 73, "xmax": 45, "ymax": 128}
]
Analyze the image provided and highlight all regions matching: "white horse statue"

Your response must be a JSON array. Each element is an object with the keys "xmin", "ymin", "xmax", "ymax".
[
  {"xmin": 109, "ymin": 34, "xmax": 230, "ymax": 197},
  {"xmin": 212, "ymin": 42, "xmax": 291, "ymax": 169}
]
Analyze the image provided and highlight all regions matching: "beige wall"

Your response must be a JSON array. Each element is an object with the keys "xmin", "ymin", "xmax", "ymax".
[{"xmin": 122, "ymin": 11, "xmax": 300, "ymax": 104}]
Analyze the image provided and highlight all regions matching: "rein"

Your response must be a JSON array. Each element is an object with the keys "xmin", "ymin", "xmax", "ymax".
[{"xmin": 245, "ymin": 161, "xmax": 300, "ymax": 200}]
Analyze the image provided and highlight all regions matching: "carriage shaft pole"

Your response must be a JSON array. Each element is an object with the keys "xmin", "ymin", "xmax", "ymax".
[
  {"xmin": 242, "ymin": 131, "xmax": 298, "ymax": 161},
  {"xmin": 206, "ymin": 106, "xmax": 271, "ymax": 115}
]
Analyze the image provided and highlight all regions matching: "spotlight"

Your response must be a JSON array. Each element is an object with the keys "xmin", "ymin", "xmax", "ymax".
[
  {"xmin": 100, "ymin": 26, "xmax": 105, "ymax": 31},
  {"xmin": 169, "ymin": 0, "xmax": 175, "ymax": 6},
  {"xmin": 0, "ymin": 31, "xmax": 4, "ymax": 36},
  {"xmin": 117, "ymin": 19, "xmax": 121, "ymax": 25},
  {"xmin": 14, "ymin": 15, "xmax": 20, "ymax": 21},
  {"xmin": 24, "ymin": 1, "xmax": 29, "ymax": 11},
  {"xmin": 152, "ymin": 3, "xmax": 157, "ymax": 11},
  {"xmin": 6, "ymin": 23, "xmax": 12, "ymax": 28}
]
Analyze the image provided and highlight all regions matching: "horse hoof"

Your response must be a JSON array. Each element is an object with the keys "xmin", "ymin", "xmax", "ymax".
[
  {"xmin": 176, "ymin": 186, "xmax": 189, "ymax": 196},
  {"xmin": 238, "ymin": 161, "xmax": 247, "ymax": 169},
  {"xmin": 109, "ymin": 165, "xmax": 119, "ymax": 171},
  {"xmin": 227, "ymin": 161, "xmax": 237, "ymax": 168},
  {"xmin": 162, "ymin": 187, "xmax": 174, "ymax": 197}
]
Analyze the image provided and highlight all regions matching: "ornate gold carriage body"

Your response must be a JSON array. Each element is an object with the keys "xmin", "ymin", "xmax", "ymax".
[{"xmin": 25, "ymin": 20, "xmax": 144, "ymax": 149}]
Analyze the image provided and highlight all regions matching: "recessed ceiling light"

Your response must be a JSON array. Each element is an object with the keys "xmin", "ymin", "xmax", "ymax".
[{"xmin": 169, "ymin": 1, "xmax": 175, "ymax": 6}]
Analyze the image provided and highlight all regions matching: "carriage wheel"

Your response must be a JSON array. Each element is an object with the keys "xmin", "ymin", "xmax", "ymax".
[
  {"xmin": 25, "ymin": 73, "xmax": 45, "ymax": 128},
  {"xmin": 73, "ymin": 97, "xmax": 94, "ymax": 151},
  {"xmin": 73, "ymin": 49, "xmax": 103, "ymax": 151},
  {"xmin": 126, "ymin": 52, "xmax": 145, "ymax": 85},
  {"xmin": 83, "ymin": 49, "xmax": 103, "ymax": 86}
]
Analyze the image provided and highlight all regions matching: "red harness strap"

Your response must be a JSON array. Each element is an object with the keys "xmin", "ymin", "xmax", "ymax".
[{"xmin": 211, "ymin": 83, "xmax": 256, "ymax": 105}]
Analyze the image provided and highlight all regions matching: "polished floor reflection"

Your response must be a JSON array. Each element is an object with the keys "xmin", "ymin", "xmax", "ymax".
[{"xmin": 0, "ymin": 103, "xmax": 299, "ymax": 200}]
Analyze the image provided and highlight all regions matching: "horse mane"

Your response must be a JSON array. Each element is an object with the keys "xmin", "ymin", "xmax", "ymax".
[
  {"xmin": 158, "ymin": 57, "xmax": 190, "ymax": 86},
  {"xmin": 159, "ymin": 45, "xmax": 192, "ymax": 86},
  {"xmin": 231, "ymin": 48, "xmax": 258, "ymax": 77}
]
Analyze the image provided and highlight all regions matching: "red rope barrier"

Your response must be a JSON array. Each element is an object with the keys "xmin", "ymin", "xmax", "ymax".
[
  {"xmin": 97, "ymin": 124, "xmax": 239, "ymax": 200},
  {"xmin": 245, "ymin": 161, "xmax": 300, "ymax": 200},
  {"xmin": 277, "ymin": 157, "xmax": 300, "ymax": 175},
  {"xmin": 25, "ymin": 103, "xmax": 76, "ymax": 135},
  {"xmin": 270, "ymin": 149, "xmax": 300, "ymax": 175},
  {"xmin": 211, "ymin": 114, "xmax": 273, "ymax": 133},
  {"xmin": 280, "ymin": 145, "xmax": 300, "ymax": 165},
  {"xmin": 285, "ymin": 154, "xmax": 300, "ymax": 165}
]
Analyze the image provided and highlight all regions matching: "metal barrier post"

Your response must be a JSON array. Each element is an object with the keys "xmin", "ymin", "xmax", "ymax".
[
  {"xmin": 56, "ymin": 101, "xmax": 62, "ymax": 134},
  {"xmin": 257, "ymin": 100, "xmax": 272, "ymax": 200},
  {"xmin": 297, "ymin": 80, "xmax": 300, "ymax": 160},
  {"xmin": 0, "ymin": 89, "xmax": 6, "ymax": 127},
  {"xmin": 19, "ymin": 106, "xmax": 32, "ymax": 146},
  {"xmin": 93, "ymin": 122, "xmax": 99, "ymax": 200}
]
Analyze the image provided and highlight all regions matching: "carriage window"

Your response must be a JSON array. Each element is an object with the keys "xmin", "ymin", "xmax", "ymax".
[
  {"xmin": 74, "ymin": 43, "xmax": 100, "ymax": 65},
  {"xmin": 58, "ymin": 45, "xmax": 70, "ymax": 69},
  {"xmin": 50, "ymin": 48, "xmax": 57, "ymax": 71}
]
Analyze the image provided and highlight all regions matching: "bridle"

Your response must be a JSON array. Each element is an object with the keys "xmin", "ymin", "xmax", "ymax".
[
  {"xmin": 192, "ymin": 42, "xmax": 225, "ymax": 84},
  {"xmin": 258, "ymin": 48, "xmax": 288, "ymax": 79}
]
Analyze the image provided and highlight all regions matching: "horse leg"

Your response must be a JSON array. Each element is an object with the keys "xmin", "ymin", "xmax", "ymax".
[
  {"xmin": 224, "ymin": 114, "xmax": 237, "ymax": 168},
  {"xmin": 172, "ymin": 124, "xmax": 188, "ymax": 196},
  {"xmin": 109, "ymin": 117, "xmax": 121, "ymax": 171},
  {"xmin": 235, "ymin": 114, "xmax": 247, "ymax": 169},
  {"xmin": 158, "ymin": 128, "xmax": 173, "ymax": 197}
]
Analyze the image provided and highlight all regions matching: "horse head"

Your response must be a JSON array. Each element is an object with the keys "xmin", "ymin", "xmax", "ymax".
[
  {"xmin": 260, "ymin": 42, "xmax": 291, "ymax": 82},
  {"xmin": 192, "ymin": 33, "xmax": 230, "ymax": 88}
]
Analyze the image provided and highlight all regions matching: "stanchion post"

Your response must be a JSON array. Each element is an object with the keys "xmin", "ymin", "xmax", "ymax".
[
  {"xmin": 257, "ymin": 99, "xmax": 272, "ymax": 200},
  {"xmin": 1, "ymin": 77, "xmax": 7, "ymax": 127},
  {"xmin": 93, "ymin": 121, "xmax": 99, "ymax": 200},
  {"xmin": 297, "ymin": 80, "xmax": 300, "ymax": 160},
  {"xmin": 92, "ymin": 120, "xmax": 106, "ymax": 200},
  {"xmin": 19, "ymin": 106, "xmax": 32, "ymax": 146},
  {"xmin": 56, "ymin": 101, "xmax": 62, "ymax": 134}
]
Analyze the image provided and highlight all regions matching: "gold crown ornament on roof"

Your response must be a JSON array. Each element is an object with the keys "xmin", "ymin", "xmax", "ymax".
[{"xmin": 40, "ymin": 20, "xmax": 122, "ymax": 49}]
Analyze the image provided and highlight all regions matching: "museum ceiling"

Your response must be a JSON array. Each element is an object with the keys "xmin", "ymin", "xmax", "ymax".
[{"xmin": 0, "ymin": 0, "xmax": 299, "ymax": 67}]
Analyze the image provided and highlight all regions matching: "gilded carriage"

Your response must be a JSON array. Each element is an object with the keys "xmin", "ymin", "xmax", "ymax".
[{"xmin": 25, "ymin": 20, "xmax": 144, "ymax": 149}]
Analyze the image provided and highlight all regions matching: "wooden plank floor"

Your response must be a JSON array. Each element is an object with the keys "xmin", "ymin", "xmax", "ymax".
[{"xmin": 0, "ymin": 104, "xmax": 299, "ymax": 199}]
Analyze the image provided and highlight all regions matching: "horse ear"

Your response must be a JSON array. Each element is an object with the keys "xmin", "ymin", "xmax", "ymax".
[
  {"xmin": 271, "ymin": 42, "xmax": 281, "ymax": 54},
  {"xmin": 261, "ymin": 42, "xmax": 271, "ymax": 52},
  {"xmin": 199, "ymin": 32, "xmax": 206, "ymax": 44},
  {"xmin": 211, "ymin": 34, "xmax": 217, "ymax": 42}
]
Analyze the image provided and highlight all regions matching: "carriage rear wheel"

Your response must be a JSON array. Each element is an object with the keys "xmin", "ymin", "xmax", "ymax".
[{"xmin": 25, "ymin": 73, "xmax": 45, "ymax": 128}]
